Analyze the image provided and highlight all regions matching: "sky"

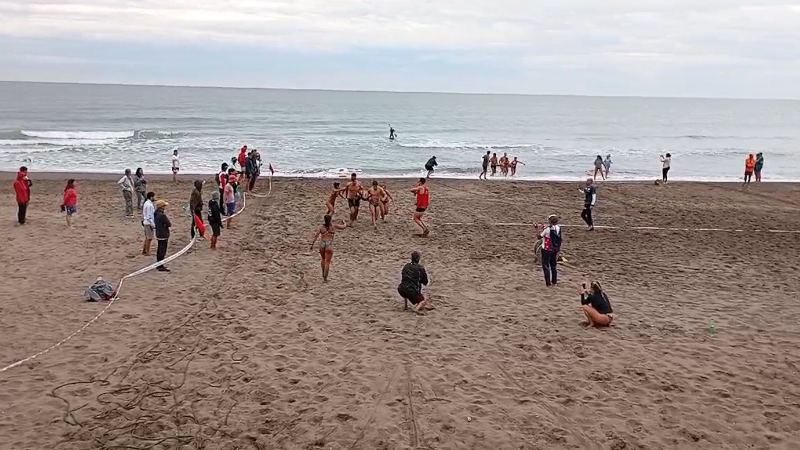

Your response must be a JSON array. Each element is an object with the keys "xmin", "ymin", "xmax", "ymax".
[{"xmin": 1, "ymin": 1, "xmax": 799, "ymax": 98}]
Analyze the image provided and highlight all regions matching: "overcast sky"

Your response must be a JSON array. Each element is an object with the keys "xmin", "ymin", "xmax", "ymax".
[{"xmin": 1, "ymin": 1, "xmax": 799, "ymax": 98}]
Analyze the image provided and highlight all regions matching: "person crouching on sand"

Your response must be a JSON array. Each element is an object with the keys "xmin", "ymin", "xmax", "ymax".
[
  {"xmin": 142, "ymin": 192, "xmax": 156, "ymax": 255},
  {"xmin": 154, "ymin": 200, "xmax": 171, "ymax": 272},
  {"xmin": 310, "ymin": 214, "xmax": 347, "ymax": 282},
  {"xmin": 398, "ymin": 251, "xmax": 432, "ymax": 313},
  {"xmin": 62, "ymin": 179, "xmax": 77, "ymax": 227},
  {"xmin": 580, "ymin": 281, "xmax": 614, "ymax": 327}
]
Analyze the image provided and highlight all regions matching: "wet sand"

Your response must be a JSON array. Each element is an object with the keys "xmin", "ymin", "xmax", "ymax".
[{"xmin": 1, "ymin": 172, "xmax": 800, "ymax": 449}]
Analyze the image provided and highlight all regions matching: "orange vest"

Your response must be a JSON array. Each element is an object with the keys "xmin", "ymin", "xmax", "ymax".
[{"xmin": 745, "ymin": 158, "xmax": 755, "ymax": 171}]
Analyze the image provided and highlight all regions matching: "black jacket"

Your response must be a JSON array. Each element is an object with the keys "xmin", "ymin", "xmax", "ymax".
[
  {"xmin": 208, "ymin": 199, "xmax": 222, "ymax": 225},
  {"xmin": 581, "ymin": 291, "xmax": 613, "ymax": 314},
  {"xmin": 398, "ymin": 262, "xmax": 429, "ymax": 295},
  {"xmin": 154, "ymin": 209, "xmax": 171, "ymax": 239}
]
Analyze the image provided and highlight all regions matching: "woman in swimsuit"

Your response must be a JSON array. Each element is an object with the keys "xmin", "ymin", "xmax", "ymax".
[
  {"xmin": 366, "ymin": 180, "xmax": 386, "ymax": 230},
  {"xmin": 310, "ymin": 214, "xmax": 347, "ymax": 282},
  {"xmin": 326, "ymin": 182, "xmax": 344, "ymax": 215},
  {"xmin": 379, "ymin": 183, "xmax": 394, "ymax": 220}
]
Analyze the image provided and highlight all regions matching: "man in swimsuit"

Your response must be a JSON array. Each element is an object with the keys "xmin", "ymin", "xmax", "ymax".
[
  {"xmin": 310, "ymin": 214, "xmax": 347, "ymax": 282},
  {"xmin": 326, "ymin": 182, "xmax": 345, "ymax": 215},
  {"xmin": 380, "ymin": 183, "xmax": 394, "ymax": 220},
  {"xmin": 500, "ymin": 153, "xmax": 509, "ymax": 176},
  {"xmin": 366, "ymin": 180, "xmax": 387, "ymax": 230},
  {"xmin": 479, "ymin": 151, "xmax": 490, "ymax": 180},
  {"xmin": 490, "ymin": 153, "xmax": 498, "ymax": 176},
  {"xmin": 346, "ymin": 173, "xmax": 364, "ymax": 224},
  {"xmin": 510, "ymin": 156, "xmax": 525, "ymax": 176},
  {"xmin": 171, "ymin": 149, "xmax": 180, "ymax": 184},
  {"xmin": 410, "ymin": 177, "xmax": 430, "ymax": 236}
]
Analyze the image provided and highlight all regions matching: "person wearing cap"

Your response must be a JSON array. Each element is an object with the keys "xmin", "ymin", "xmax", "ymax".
[
  {"xmin": 397, "ymin": 251, "xmax": 431, "ymax": 313},
  {"xmin": 154, "ymin": 199, "xmax": 172, "ymax": 272}
]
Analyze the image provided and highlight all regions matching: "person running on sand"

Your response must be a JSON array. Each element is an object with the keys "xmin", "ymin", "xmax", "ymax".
[
  {"xmin": 366, "ymin": 180, "xmax": 387, "ymax": 230},
  {"xmin": 345, "ymin": 173, "xmax": 364, "ymax": 224},
  {"xmin": 537, "ymin": 215, "xmax": 562, "ymax": 287},
  {"xmin": 500, "ymin": 153, "xmax": 509, "ymax": 176},
  {"xmin": 580, "ymin": 281, "xmax": 614, "ymax": 327},
  {"xmin": 410, "ymin": 177, "xmax": 430, "ymax": 236},
  {"xmin": 223, "ymin": 173, "xmax": 236, "ymax": 228},
  {"xmin": 490, "ymin": 153, "xmax": 498, "ymax": 176},
  {"xmin": 62, "ymin": 179, "xmax": 77, "ymax": 228},
  {"xmin": 208, "ymin": 191, "xmax": 222, "ymax": 249},
  {"xmin": 171, "ymin": 150, "xmax": 180, "ymax": 184},
  {"xmin": 579, "ymin": 178, "xmax": 597, "ymax": 231},
  {"xmin": 397, "ymin": 251, "xmax": 432, "ymax": 313},
  {"xmin": 310, "ymin": 214, "xmax": 348, "ymax": 282},
  {"xmin": 380, "ymin": 183, "xmax": 394, "ymax": 220},
  {"xmin": 755, "ymin": 152, "xmax": 764, "ymax": 182},
  {"xmin": 133, "ymin": 168, "xmax": 147, "ymax": 210},
  {"xmin": 118, "ymin": 169, "xmax": 135, "ymax": 217},
  {"xmin": 326, "ymin": 182, "xmax": 345, "ymax": 215},
  {"xmin": 603, "ymin": 154, "xmax": 612, "ymax": 179},
  {"xmin": 592, "ymin": 155, "xmax": 605, "ymax": 181},
  {"xmin": 510, "ymin": 156, "xmax": 525, "ymax": 176},
  {"xmin": 479, "ymin": 151, "xmax": 490, "ymax": 180},
  {"xmin": 425, "ymin": 156, "xmax": 437, "ymax": 179},
  {"xmin": 154, "ymin": 199, "xmax": 172, "ymax": 272},
  {"xmin": 189, "ymin": 180, "xmax": 204, "ymax": 238},
  {"xmin": 142, "ymin": 192, "xmax": 156, "ymax": 255},
  {"xmin": 660, "ymin": 153, "xmax": 671, "ymax": 183},
  {"xmin": 744, "ymin": 153, "xmax": 756, "ymax": 186},
  {"xmin": 13, "ymin": 167, "xmax": 30, "ymax": 225}
]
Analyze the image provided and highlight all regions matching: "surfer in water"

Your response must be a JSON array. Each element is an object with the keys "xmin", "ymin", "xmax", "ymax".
[{"xmin": 389, "ymin": 125, "xmax": 396, "ymax": 140}]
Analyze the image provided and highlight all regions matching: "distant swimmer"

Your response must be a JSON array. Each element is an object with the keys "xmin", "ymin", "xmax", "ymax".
[
  {"xmin": 659, "ymin": 153, "xmax": 671, "ymax": 184},
  {"xmin": 592, "ymin": 155, "xmax": 606, "ymax": 181},
  {"xmin": 755, "ymin": 152, "xmax": 764, "ymax": 182},
  {"xmin": 389, "ymin": 125, "xmax": 396, "ymax": 140},
  {"xmin": 310, "ymin": 214, "xmax": 348, "ymax": 282},
  {"xmin": 410, "ymin": 177, "xmax": 430, "ymax": 237},
  {"xmin": 510, "ymin": 156, "xmax": 525, "ymax": 176},
  {"xmin": 425, "ymin": 156, "xmax": 438, "ymax": 179},
  {"xmin": 744, "ymin": 153, "xmax": 756, "ymax": 186},
  {"xmin": 326, "ymin": 182, "xmax": 345, "ymax": 215},
  {"xmin": 346, "ymin": 173, "xmax": 365, "ymax": 224},
  {"xmin": 479, "ymin": 151, "xmax": 490, "ymax": 180},
  {"xmin": 366, "ymin": 180, "xmax": 387, "ymax": 230},
  {"xmin": 578, "ymin": 178, "xmax": 597, "ymax": 231}
]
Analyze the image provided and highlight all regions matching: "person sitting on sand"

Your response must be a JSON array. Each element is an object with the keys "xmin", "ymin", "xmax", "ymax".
[
  {"xmin": 580, "ymin": 281, "xmax": 614, "ymax": 327},
  {"xmin": 380, "ymin": 183, "xmax": 394, "ymax": 220},
  {"xmin": 310, "ymin": 214, "xmax": 347, "ymax": 281},
  {"xmin": 154, "ymin": 200, "xmax": 172, "ymax": 272},
  {"xmin": 410, "ymin": 177, "xmax": 430, "ymax": 236},
  {"xmin": 397, "ymin": 251, "xmax": 432, "ymax": 313},
  {"xmin": 62, "ymin": 179, "xmax": 77, "ymax": 228},
  {"xmin": 510, "ymin": 157, "xmax": 525, "ymax": 176},
  {"xmin": 366, "ymin": 180, "xmax": 387, "ymax": 230},
  {"xmin": 208, "ymin": 191, "xmax": 223, "ymax": 250},
  {"xmin": 345, "ymin": 173, "xmax": 364, "ymax": 224},
  {"xmin": 326, "ymin": 182, "xmax": 345, "ymax": 215}
]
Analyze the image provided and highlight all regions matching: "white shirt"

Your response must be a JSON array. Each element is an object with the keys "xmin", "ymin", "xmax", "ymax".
[
  {"xmin": 142, "ymin": 199, "xmax": 155, "ymax": 226},
  {"xmin": 117, "ymin": 176, "xmax": 133, "ymax": 192},
  {"xmin": 172, "ymin": 155, "xmax": 180, "ymax": 169},
  {"xmin": 661, "ymin": 156, "xmax": 671, "ymax": 169}
]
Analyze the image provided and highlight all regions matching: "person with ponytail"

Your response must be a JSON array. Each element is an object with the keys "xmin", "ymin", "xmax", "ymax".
[
  {"xmin": 580, "ymin": 281, "xmax": 614, "ymax": 327},
  {"xmin": 310, "ymin": 214, "xmax": 347, "ymax": 281}
]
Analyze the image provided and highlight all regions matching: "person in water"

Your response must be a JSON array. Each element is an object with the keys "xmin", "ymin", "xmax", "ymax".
[
  {"xmin": 208, "ymin": 191, "xmax": 223, "ymax": 249},
  {"xmin": 310, "ymin": 214, "xmax": 348, "ymax": 281},
  {"xmin": 397, "ymin": 251, "xmax": 432, "ymax": 313},
  {"xmin": 62, "ymin": 179, "xmax": 77, "ymax": 228},
  {"xmin": 380, "ymin": 183, "xmax": 394, "ymax": 220},
  {"xmin": 171, "ymin": 149, "xmax": 180, "ymax": 184},
  {"xmin": 389, "ymin": 125, "xmax": 396, "ymax": 140},
  {"xmin": 537, "ymin": 215, "xmax": 562, "ymax": 287},
  {"xmin": 592, "ymin": 155, "xmax": 605, "ymax": 181},
  {"xmin": 579, "ymin": 178, "xmax": 597, "ymax": 231},
  {"xmin": 744, "ymin": 153, "xmax": 756, "ymax": 185},
  {"xmin": 480, "ymin": 151, "xmax": 490, "ymax": 180},
  {"xmin": 660, "ymin": 153, "xmax": 671, "ymax": 183},
  {"xmin": 755, "ymin": 152, "xmax": 764, "ymax": 182},
  {"xmin": 326, "ymin": 182, "xmax": 345, "ymax": 215},
  {"xmin": 410, "ymin": 177, "xmax": 430, "ymax": 236},
  {"xmin": 154, "ymin": 199, "xmax": 172, "ymax": 272},
  {"xmin": 490, "ymin": 153, "xmax": 498, "ymax": 176},
  {"xmin": 425, "ymin": 156, "xmax": 437, "ymax": 178},
  {"xmin": 510, "ymin": 156, "xmax": 525, "ymax": 176},
  {"xmin": 366, "ymin": 180, "xmax": 387, "ymax": 230},
  {"xmin": 499, "ymin": 153, "xmax": 509, "ymax": 176},
  {"xmin": 580, "ymin": 281, "xmax": 614, "ymax": 327},
  {"xmin": 603, "ymin": 154, "xmax": 612, "ymax": 179},
  {"xmin": 345, "ymin": 173, "xmax": 364, "ymax": 224}
]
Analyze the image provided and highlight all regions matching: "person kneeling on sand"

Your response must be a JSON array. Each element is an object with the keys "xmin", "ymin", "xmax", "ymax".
[
  {"xmin": 397, "ymin": 251, "xmax": 432, "ymax": 313},
  {"xmin": 580, "ymin": 281, "xmax": 614, "ymax": 327}
]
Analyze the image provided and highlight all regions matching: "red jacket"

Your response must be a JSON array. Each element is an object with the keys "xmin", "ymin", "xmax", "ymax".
[
  {"xmin": 13, "ymin": 171, "xmax": 29, "ymax": 203},
  {"xmin": 63, "ymin": 187, "xmax": 77, "ymax": 207}
]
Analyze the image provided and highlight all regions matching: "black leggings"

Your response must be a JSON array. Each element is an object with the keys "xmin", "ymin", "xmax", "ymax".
[
  {"xmin": 744, "ymin": 172, "xmax": 753, "ymax": 183},
  {"xmin": 156, "ymin": 239, "xmax": 168, "ymax": 263},
  {"xmin": 17, "ymin": 202, "xmax": 27, "ymax": 224},
  {"xmin": 581, "ymin": 205, "xmax": 593, "ymax": 227},
  {"xmin": 249, "ymin": 174, "xmax": 258, "ymax": 191},
  {"xmin": 662, "ymin": 167, "xmax": 670, "ymax": 182},
  {"xmin": 541, "ymin": 249, "xmax": 558, "ymax": 286}
]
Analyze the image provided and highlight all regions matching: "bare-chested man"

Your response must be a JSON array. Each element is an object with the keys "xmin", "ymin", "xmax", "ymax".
[
  {"xmin": 345, "ymin": 173, "xmax": 364, "ymax": 224},
  {"xmin": 366, "ymin": 180, "xmax": 387, "ymax": 230},
  {"xmin": 499, "ymin": 153, "xmax": 509, "ymax": 176},
  {"xmin": 379, "ymin": 183, "xmax": 394, "ymax": 220},
  {"xmin": 326, "ymin": 182, "xmax": 345, "ymax": 215}
]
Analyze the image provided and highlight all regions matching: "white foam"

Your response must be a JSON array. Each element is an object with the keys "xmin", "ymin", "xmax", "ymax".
[{"xmin": 21, "ymin": 130, "xmax": 134, "ymax": 139}]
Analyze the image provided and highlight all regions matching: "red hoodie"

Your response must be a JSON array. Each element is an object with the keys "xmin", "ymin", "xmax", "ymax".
[
  {"xmin": 13, "ymin": 171, "xmax": 29, "ymax": 203},
  {"xmin": 63, "ymin": 186, "xmax": 77, "ymax": 207}
]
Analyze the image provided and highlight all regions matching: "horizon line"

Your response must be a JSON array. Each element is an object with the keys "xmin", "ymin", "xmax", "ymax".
[{"xmin": 2, "ymin": 79, "xmax": 798, "ymax": 102}]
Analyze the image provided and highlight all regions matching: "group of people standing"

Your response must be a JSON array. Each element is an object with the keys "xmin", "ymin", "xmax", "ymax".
[{"xmin": 479, "ymin": 152, "xmax": 524, "ymax": 179}]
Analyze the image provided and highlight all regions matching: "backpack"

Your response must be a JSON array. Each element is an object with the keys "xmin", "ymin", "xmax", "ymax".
[{"xmin": 549, "ymin": 227, "xmax": 562, "ymax": 253}]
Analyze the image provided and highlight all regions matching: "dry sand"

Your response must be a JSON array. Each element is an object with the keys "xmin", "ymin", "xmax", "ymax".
[{"xmin": 1, "ymin": 172, "xmax": 800, "ymax": 449}]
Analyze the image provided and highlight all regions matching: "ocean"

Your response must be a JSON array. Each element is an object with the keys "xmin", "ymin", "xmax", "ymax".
[{"xmin": 1, "ymin": 81, "xmax": 798, "ymax": 181}]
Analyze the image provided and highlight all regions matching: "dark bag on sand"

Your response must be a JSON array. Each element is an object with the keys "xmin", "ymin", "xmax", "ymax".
[
  {"xmin": 84, "ymin": 278, "xmax": 116, "ymax": 302},
  {"xmin": 549, "ymin": 228, "xmax": 562, "ymax": 253}
]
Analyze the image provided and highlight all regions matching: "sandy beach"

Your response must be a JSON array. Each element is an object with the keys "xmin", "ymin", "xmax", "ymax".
[{"xmin": 2, "ymin": 172, "xmax": 800, "ymax": 449}]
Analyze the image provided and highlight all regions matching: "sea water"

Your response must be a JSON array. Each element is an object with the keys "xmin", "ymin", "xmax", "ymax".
[{"xmin": 1, "ymin": 81, "xmax": 798, "ymax": 181}]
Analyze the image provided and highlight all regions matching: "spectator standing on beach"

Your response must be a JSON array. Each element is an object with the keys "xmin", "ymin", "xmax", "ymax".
[
  {"xmin": 479, "ymin": 151, "xmax": 490, "ymax": 180},
  {"xmin": 12, "ymin": 166, "xmax": 31, "ymax": 225},
  {"xmin": 62, "ymin": 179, "xmax": 77, "ymax": 228},
  {"xmin": 744, "ymin": 153, "xmax": 756, "ymax": 186},
  {"xmin": 755, "ymin": 152, "xmax": 764, "ymax": 182},
  {"xmin": 425, "ymin": 156, "xmax": 437, "ymax": 179},
  {"xmin": 397, "ymin": 251, "xmax": 432, "ymax": 313},
  {"xmin": 660, "ymin": 153, "xmax": 671, "ymax": 183},
  {"xmin": 154, "ymin": 199, "xmax": 171, "ymax": 272},
  {"xmin": 117, "ymin": 169, "xmax": 134, "ymax": 217},
  {"xmin": 579, "ymin": 178, "xmax": 597, "ymax": 231},
  {"xmin": 142, "ymin": 192, "xmax": 156, "ymax": 255},
  {"xmin": 592, "ymin": 155, "xmax": 605, "ymax": 181},
  {"xmin": 223, "ymin": 172, "xmax": 236, "ymax": 229},
  {"xmin": 208, "ymin": 191, "xmax": 222, "ymax": 249},
  {"xmin": 246, "ymin": 151, "xmax": 260, "ymax": 192},
  {"xmin": 171, "ymin": 150, "xmax": 180, "ymax": 184},
  {"xmin": 217, "ymin": 162, "xmax": 229, "ymax": 215},
  {"xmin": 603, "ymin": 154, "xmax": 613, "ymax": 179},
  {"xmin": 133, "ymin": 168, "xmax": 147, "ymax": 210},
  {"xmin": 189, "ymin": 180, "xmax": 204, "ymax": 238},
  {"xmin": 537, "ymin": 215, "xmax": 562, "ymax": 287}
]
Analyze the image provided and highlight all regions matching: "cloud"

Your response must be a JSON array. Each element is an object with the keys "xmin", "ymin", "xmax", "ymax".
[{"xmin": 1, "ymin": 1, "xmax": 799, "ymax": 97}]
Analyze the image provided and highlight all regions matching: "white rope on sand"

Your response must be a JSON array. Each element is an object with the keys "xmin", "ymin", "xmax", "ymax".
[
  {"xmin": 0, "ymin": 175, "xmax": 273, "ymax": 374},
  {"xmin": 439, "ymin": 222, "xmax": 800, "ymax": 234}
]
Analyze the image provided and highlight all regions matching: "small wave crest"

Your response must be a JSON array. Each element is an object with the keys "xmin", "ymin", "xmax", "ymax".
[
  {"xmin": 21, "ymin": 130, "xmax": 134, "ymax": 139},
  {"xmin": 394, "ymin": 140, "xmax": 537, "ymax": 151}
]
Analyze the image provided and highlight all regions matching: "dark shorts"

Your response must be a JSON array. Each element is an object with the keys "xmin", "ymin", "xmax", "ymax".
[
  {"xmin": 348, "ymin": 197, "xmax": 360, "ymax": 208},
  {"xmin": 398, "ymin": 286, "xmax": 424, "ymax": 305},
  {"xmin": 65, "ymin": 205, "xmax": 77, "ymax": 215},
  {"xmin": 226, "ymin": 202, "xmax": 235, "ymax": 215},
  {"xmin": 745, "ymin": 171, "xmax": 753, "ymax": 176},
  {"xmin": 425, "ymin": 165, "xmax": 434, "ymax": 171},
  {"xmin": 210, "ymin": 221, "xmax": 221, "ymax": 236},
  {"xmin": 172, "ymin": 167, "xmax": 179, "ymax": 174},
  {"xmin": 416, "ymin": 207, "xmax": 427, "ymax": 213}
]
